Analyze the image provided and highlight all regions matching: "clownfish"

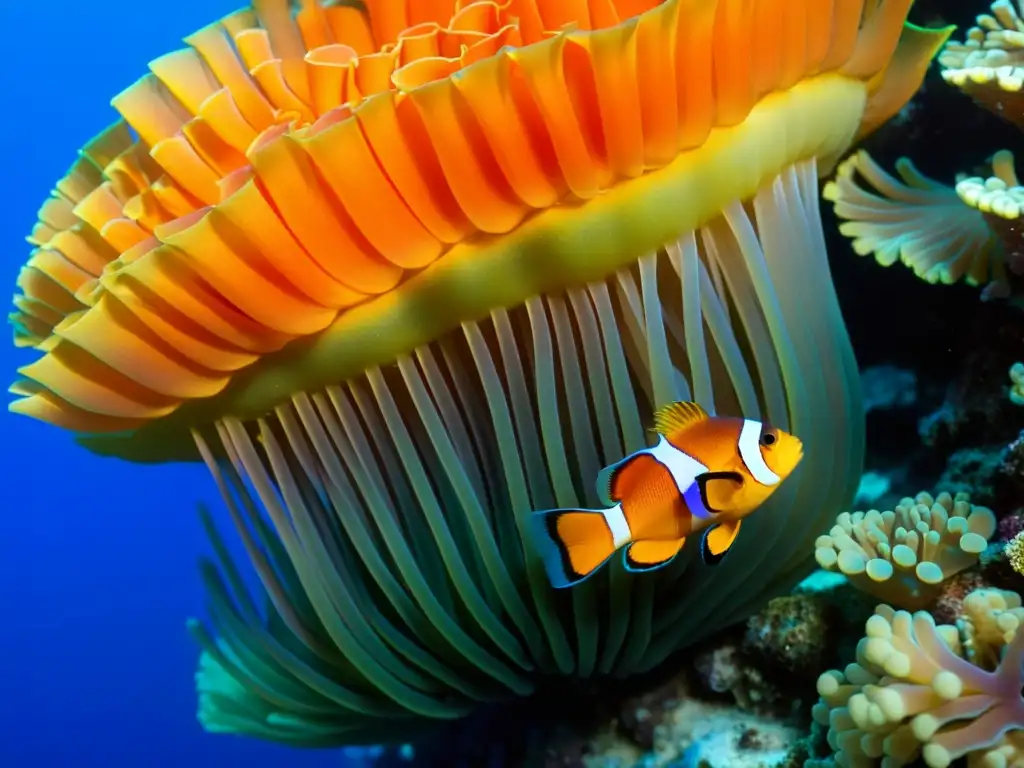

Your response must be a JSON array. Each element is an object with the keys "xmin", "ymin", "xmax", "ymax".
[{"xmin": 528, "ymin": 401, "xmax": 804, "ymax": 588}]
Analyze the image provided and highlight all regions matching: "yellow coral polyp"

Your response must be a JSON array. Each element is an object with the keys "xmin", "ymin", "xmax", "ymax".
[
  {"xmin": 956, "ymin": 150, "xmax": 1024, "ymax": 219},
  {"xmin": 939, "ymin": 0, "xmax": 1024, "ymax": 127},
  {"xmin": 1010, "ymin": 362, "xmax": 1024, "ymax": 405},
  {"xmin": 814, "ymin": 491, "xmax": 997, "ymax": 609},
  {"xmin": 959, "ymin": 588, "xmax": 1024, "ymax": 668}
]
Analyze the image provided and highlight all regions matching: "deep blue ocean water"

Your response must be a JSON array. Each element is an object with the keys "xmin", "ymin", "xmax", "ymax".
[{"xmin": 0, "ymin": 3, "xmax": 353, "ymax": 766}]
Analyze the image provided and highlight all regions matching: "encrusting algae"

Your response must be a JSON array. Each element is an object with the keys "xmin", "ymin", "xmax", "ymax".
[{"xmin": 8, "ymin": 0, "xmax": 950, "ymax": 748}]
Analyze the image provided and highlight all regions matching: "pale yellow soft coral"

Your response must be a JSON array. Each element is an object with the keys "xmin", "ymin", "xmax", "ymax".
[
  {"xmin": 827, "ymin": 2, "xmax": 1024, "ymax": 299},
  {"xmin": 814, "ymin": 588, "xmax": 1024, "ymax": 768},
  {"xmin": 1010, "ymin": 362, "xmax": 1024, "ymax": 405},
  {"xmin": 939, "ymin": 0, "xmax": 1024, "ymax": 129},
  {"xmin": 958, "ymin": 588, "xmax": 1024, "ymax": 667},
  {"xmin": 823, "ymin": 151, "xmax": 1007, "ymax": 296},
  {"xmin": 955, "ymin": 151, "xmax": 1024, "ymax": 294},
  {"xmin": 814, "ymin": 491, "xmax": 997, "ymax": 610}
]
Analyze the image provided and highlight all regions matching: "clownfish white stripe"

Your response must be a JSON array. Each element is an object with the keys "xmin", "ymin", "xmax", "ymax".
[
  {"xmin": 602, "ymin": 504, "xmax": 632, "ymax": 548},
  {"xmin": 739, "ymin": 419, "xmax": 780, "ymax": 486},
  {"xmin": 640, "ymin": 436, "xmax": 710, "ymax": 500}
]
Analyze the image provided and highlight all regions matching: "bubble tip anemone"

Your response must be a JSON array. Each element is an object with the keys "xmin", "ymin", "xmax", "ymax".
[
  {"xmin": 814, "ymin": 491, "xmax": 997, "ymax": 610},
  {"xmin": 816, "ymin": 587, "xmax": 1024, "ymax": 767}
]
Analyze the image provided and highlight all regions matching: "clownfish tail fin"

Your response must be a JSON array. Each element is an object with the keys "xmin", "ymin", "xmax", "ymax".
[{"xmin": 528, "ymin": 506, "xmax": 630, "ymax": 588}]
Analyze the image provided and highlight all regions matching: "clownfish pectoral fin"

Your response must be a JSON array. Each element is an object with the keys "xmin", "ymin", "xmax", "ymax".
[
  {"xmin": 695, "ymin": 471, "xmax": 745, "ymax": 513},
  {"xmin": 700, "ymin": 520, "xmax": 742, "ymax": 565},
  {"xmin": 528, "ymin": 507, "xmax": 627, "ymax": 588},
  {"xmin": 651, "ymin": 400, "xmax": 709, "ymax": 437},
  {"xmin": 623, "ymin": 538, "xmax": 686, "ymax": 572}
]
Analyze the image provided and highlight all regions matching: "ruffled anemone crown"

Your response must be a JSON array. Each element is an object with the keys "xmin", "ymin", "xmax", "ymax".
[
  {"xmin": 11, "ymin": 0, "xmax": 945, "ymax": 455},
  {"xmin": 9, "ymin": 0, "xmax": 947, "ymax": 748},
  {"xmin": 826, "ymin": 0, "xmax": 1024, "ymax": 300}
]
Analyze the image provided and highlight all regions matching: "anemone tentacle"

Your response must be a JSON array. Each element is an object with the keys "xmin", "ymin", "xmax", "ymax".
[{"xmin": 187, "ymin": 158, "xmax": 863, "ymax": 740}]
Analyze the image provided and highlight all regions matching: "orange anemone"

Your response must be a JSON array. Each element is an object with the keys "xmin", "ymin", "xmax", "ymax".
[{"xmin": 9, "ymin": 0, "xmax": 947, "ymax": 746}]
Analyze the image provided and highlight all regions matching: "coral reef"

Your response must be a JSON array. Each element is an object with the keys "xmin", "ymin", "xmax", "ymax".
[
  {"xmin": 570, "ymin": 589, "xmax": 843, "ymax": 767},
  {"xmin": 693, "ymin": 640, "xmax": 787, "ymax": 716},
  {"xmin": 743, "ymin": 596, "xmax": 835, "ymax": 683},
  {"xmin": 691, "ymin": 594, "xmax": 838, "ymax": 716},
  {"xmin": 11, "ymin": 0, "xmax": 1024, "ymax": 764},
  {"xmin": 574, "ymin": 1, "xmax": 1024, "ymax": 764},
  {"xmin": 582, "ymin": 672, "xmax": 812, "ymax": 768}
]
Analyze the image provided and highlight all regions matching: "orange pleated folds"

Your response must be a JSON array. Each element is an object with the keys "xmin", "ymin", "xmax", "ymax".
[{"xmin": 10, "ymin": 0, "xmax": 915, "ymax": 434}]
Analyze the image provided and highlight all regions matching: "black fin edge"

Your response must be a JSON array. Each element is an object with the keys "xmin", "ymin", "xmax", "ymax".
[
  {"xmin": 696, "ymin": 470, "xmax": 744, "ymax": 513},
  {"xmin": 700, "ymin": 525, "xmax": 728, "ymax": 566}
]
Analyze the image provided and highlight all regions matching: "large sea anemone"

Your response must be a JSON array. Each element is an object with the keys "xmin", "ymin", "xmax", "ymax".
[{"xmin": 9, "ymin": 0, "xmax": 949, "ymax": 747}]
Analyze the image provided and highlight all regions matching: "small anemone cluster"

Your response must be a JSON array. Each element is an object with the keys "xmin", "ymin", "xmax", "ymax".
[
  {"xmin": 798, "ymin": 471, "xmax": 1024, "ymax": 767},
  {"xmin": 826, "ymin": 0, "xmax": 1024, "ymax": 301},
  {"xmin": 814, "ymin": 589, "xmax": 1024, "ymax": 768},
  {"xmin": 802, "ymin": 17, "xmax": 1024, "ymax": 759},
  {"xmin": 814, "ymin": 492, "xmax": 996, "ymax": 610}
]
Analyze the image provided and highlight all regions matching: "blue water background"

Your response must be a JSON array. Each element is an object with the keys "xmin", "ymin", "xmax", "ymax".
[{"xmin": 0, "ymin": 3, "xmax": 357, "ymax": 766}]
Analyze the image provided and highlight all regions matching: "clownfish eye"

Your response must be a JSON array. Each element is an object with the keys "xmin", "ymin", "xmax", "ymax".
[{"xmin": 759, "ymin": 428, "xmax": 778, "ymax": 447}]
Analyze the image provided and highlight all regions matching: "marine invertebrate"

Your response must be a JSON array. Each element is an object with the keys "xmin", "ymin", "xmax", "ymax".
[
  {"xmin": 938, "ymin": 0, "xmax": 1024, "ymax": 128},
  {"xmin": 814, "ymin": 492, "xmax": 997, "ymax": 610},
  {"xmin": 813, "ymin": 588, "xmax": 1024, "ymax": 767},
  {"xmin": 1010, "ymin": 362, "xmax": 1024, "ymax": 405},
  {"xmin": 8, "ymin": 0, "xmax": 947, "ymax": 747},
  {"xmin": 955, "ymin": 150, "xmax": 1024, "ymax": 288},
  {"xmin": 1005, "ymin": 530, "xmax": 1024, "ymax": 575},
  {"xmin": 827, "ymin": 0, "xmax": 1024, "ymax": 299},
  {"xmin": 743, "ymin": 595, "xmax": 833, "ymax": 679},
  {"xmin": 584, "ymin": 667, "xmax": 806, "ymax": 768},
  {"xmin": 822, "ymin": 151, "xmax": 1008, "ymax": 296}
]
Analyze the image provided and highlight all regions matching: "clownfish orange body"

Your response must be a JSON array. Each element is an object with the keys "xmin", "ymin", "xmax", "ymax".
[{"xmin": 529, "ymin": 401, "xmax": 804, "ymax": 588}]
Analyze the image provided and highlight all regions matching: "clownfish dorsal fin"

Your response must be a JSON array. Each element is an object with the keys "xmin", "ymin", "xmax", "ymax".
[{"xmin": 651, "ymin": 401, "xmax": 709, "ymax": 437}]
